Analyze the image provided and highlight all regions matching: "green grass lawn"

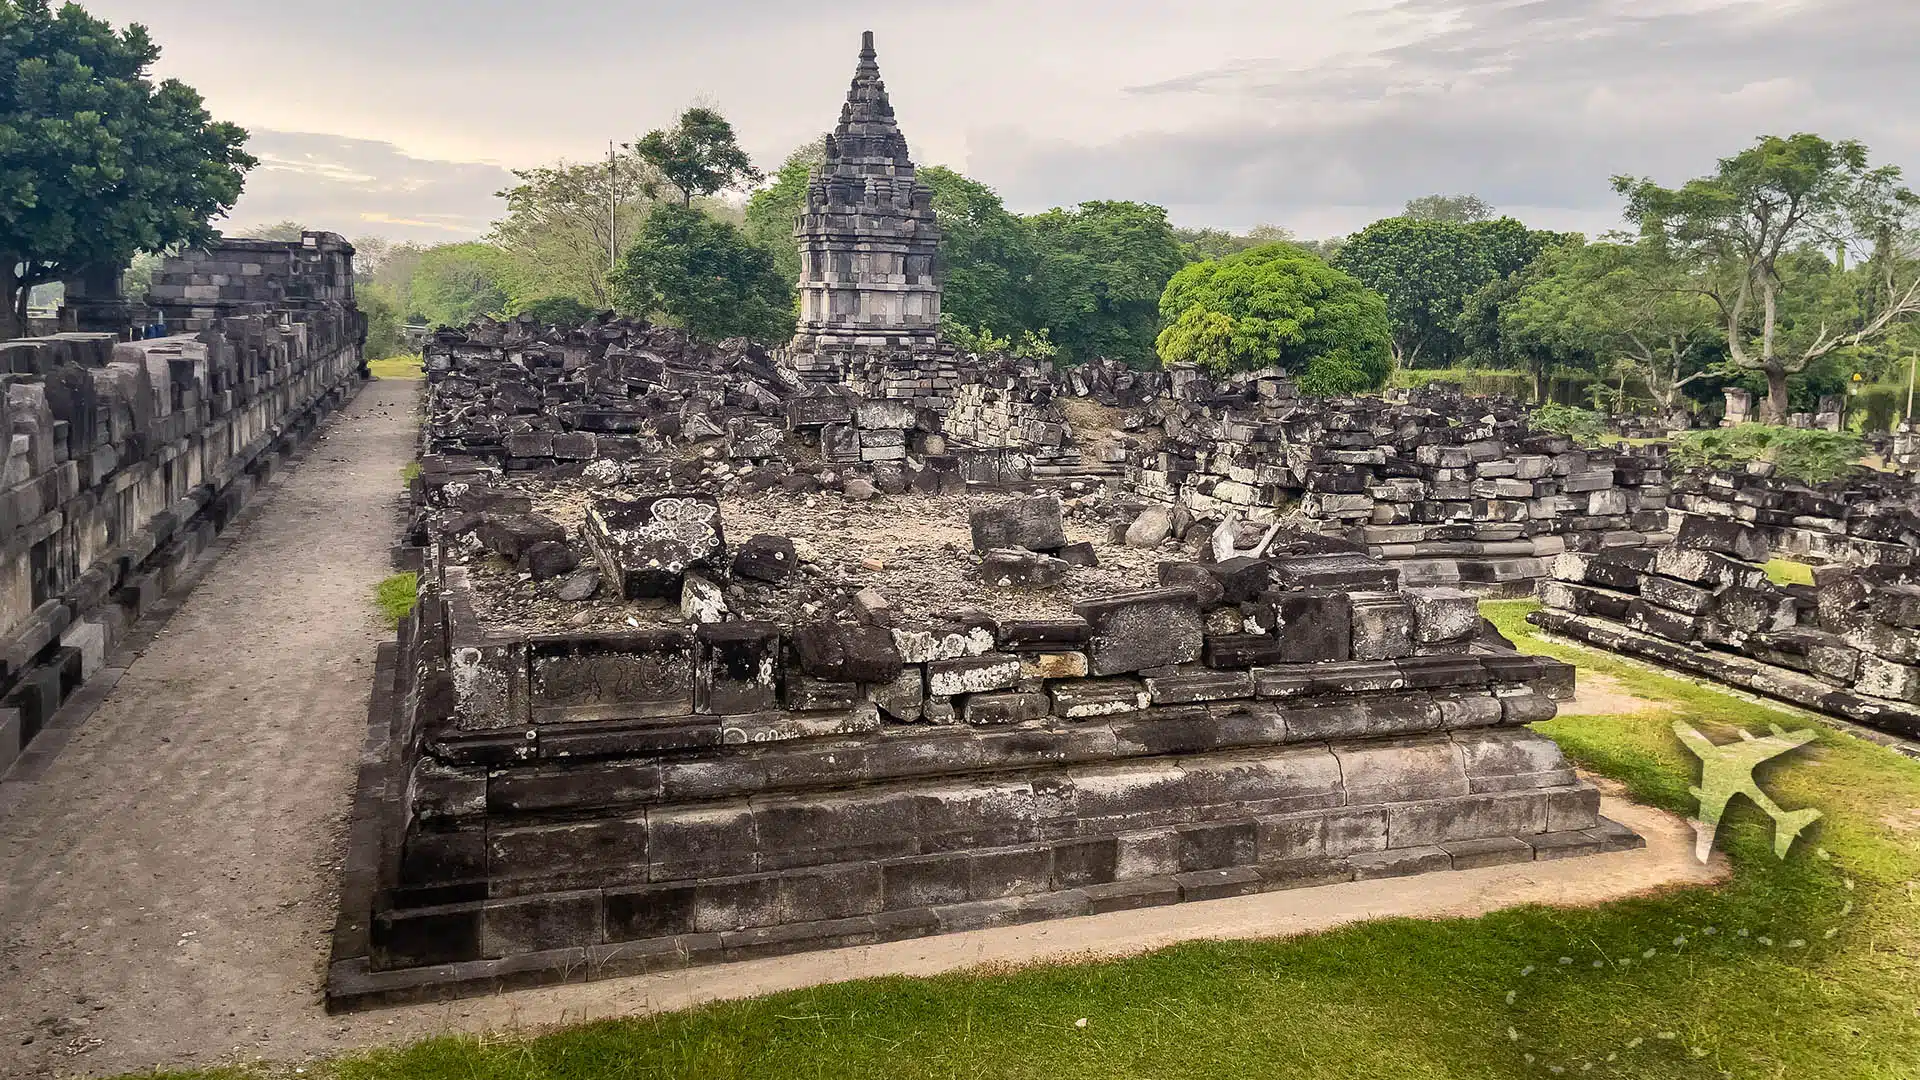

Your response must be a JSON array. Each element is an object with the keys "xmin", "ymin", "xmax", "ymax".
[
  {"xmin": 368, "ymin": 354, "xmax": 425, "ymax": 380},
  {"xmin": 128, "ymin": 601, "xmax": 1920, "ymax": 1080},
  {"xmin": 373, "ymin": 572, "xmax": 419, "ymax": 627},
  {"xmin": 1762, "ymin": 558, "xmax": 1817, "ymax": 587}
]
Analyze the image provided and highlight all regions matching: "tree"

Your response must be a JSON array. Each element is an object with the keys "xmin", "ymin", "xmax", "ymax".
[
  {"xmin": 509, "ymin": 294, "xmax": 598, "ymax": 325},
  {"xmin": 610, "ymin": 203, "xmax": 793, "ymax": 343},
  {"xmin": 409, "ymin": 243, "xmax": 514, "ymax": 328},
  {"xmin": 919, "ymin": 166, "xmax": 1034, "ymax": 340},
  {"xmin": 1335, "ymin": 216, "xmax": 1564, "ymax": 369},
  {"xmin": 359, "ymin": 281, "xmax": 405, "ymax": 360},
  {"xmin": 1404, "ymin": 193, "xmax": 1494, "ymax": 223},
  {"xmin": 633, "ymin": 107, "xmax": 762, "ymax": 208},
  {"xmin": 490, "ymin": 150, "xmax": 658, "ymax": 309},
  {"xmin": 1155, "ymin": 243, "xmax": 1392, "ymax": 393},
  {"xmin": 743, "ymin": 137, "xmax": 827, "ymax": 286},
  {"xmin": 233, "ymin": 219, "xmax": 305, "ymax": 241},
  {"xmin": 0, "ymin": 0, "xmax": 254, "ymax": 337},
  {"xmin": 1025, "ymin": 201, "xmax": 1185, "ymax": 367},
  {"xmin": 1615, "ymin": 133, "xmax": 1920, "ymax": 423}
]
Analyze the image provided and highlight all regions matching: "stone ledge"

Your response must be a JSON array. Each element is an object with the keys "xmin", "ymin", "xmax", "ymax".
[{"xmin": 325, "ymin": 815, "xmax": 1642, "ymax": 1012}]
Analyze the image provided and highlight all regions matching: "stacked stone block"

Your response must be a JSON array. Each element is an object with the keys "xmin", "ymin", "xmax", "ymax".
[
  {"xmin": 331, "ymin": 495, "xmax": 1633, "ymax": 1006},
  {"xmin": 1532, "ymin": 514, "xmax": 1920, "ymax": 739},
  {"xmin": 1118, "ymin": 377, "xmax": 1667, "ymax": 591},
  {"xmin": 147, "ymin": 233, "xmax": 357, "ymax": 331},
  {"xmin": 1, "ymin": 305, "xmax": 363, "ymax": 771},
  {"xmin": 1668, "ymin": 465, "xmax": 1919, "ymax": 568}
]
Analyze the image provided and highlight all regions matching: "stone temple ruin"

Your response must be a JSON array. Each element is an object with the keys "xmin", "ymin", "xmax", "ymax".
[
  {"xmin": 322, "ymin": 33, "xmax": 1652, "ymax": 1008},
  {"xmin": 2, "ymin": 233, "xmax": 363, "ymax": 770}
]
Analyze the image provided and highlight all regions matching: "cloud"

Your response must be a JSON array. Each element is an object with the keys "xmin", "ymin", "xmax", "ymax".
[
  {"xmin": 967, "ymin": 0, "xmax": 1920, "ymax": 236},
  {"xmin": 223, "ymin": 131, "xmax": 517, "ymax": 244}
]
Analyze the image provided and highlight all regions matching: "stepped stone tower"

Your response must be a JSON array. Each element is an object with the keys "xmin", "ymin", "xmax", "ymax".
[{"xmin": 786, "ymin": 31, "xmax": 943, "ymax": 380}]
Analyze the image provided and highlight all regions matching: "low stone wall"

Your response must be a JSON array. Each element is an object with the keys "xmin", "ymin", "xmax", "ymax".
[
  {"xmin": 1116, "ymin": 380, "xmax": 1668, "ymax": 592},
  {"xmin": 1533, "ymin": 514, "xmax": 1920, "ymax": 740},
  {"xmin": 1668, "ymin": 466, "xmax": 1919, "ymax": 568},
  {"xmin": 1, "ymin": 306, "xmax": 363, "ymax": 770}
]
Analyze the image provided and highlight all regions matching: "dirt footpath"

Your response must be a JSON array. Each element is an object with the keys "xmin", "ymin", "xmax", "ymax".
[{"xmin": 0, "ymin": 379, "xmax": 420, "ymax": 1079}]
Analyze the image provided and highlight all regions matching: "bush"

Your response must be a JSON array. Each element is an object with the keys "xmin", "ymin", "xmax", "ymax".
[
  {"xmin": 1851, "ymin": 383, "xmax": 1907, "ymax": 433},
  {"xmin": 1669, "ymin": 425, "xmax": 1865, "ymax": 484},
  {"xmin": 1528, "ymin": 403, "xmax": 1610, "ymax": 446},
  {"xmin": 1156, "ymin": 243, "xmax": 1392, "ymax": 388},
  {"xmin": 511, "ymin": 295, "xmax": 600, "ymax": 326}
]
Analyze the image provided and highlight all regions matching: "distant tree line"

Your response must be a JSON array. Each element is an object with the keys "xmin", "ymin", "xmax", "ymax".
[{"xmin": 8, "ymin": 2, "xmax": 1917, "ymax": 419}]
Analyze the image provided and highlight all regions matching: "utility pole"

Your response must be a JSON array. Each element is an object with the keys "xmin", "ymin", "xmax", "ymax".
[{"xmin": 608, "ymin": 141, "xmax": 618, "ymax": 278}]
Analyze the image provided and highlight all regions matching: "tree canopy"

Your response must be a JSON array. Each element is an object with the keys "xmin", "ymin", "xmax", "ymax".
[
  {"xmin": 1403, "ymin": 193, "xmax": 1493, "ymax": 223},
  {"xmin": 634, "ymin": 107, "xmax": 762, "ymax": 208},
  {"xmin": 920, "ymin": 165, "xmax": 1034, "ymax": 341},
  {"xmin": 1335, "ymin": 215, "xmax": 1567, "ymax": 368},
  {"xmin": 408, "ymin": 242, "xmax": 514, "ymax": 328},
  {"xmin": 489, "ymin": 149, "xmax": 658, "ymax": 310},
  {"xmin": 1156, "ymin": 243, "xmax": 1392, "ymax": 393},
  {"xmin": 742, "ymin": 137, "xmax": 828, "ymax": 287},
  {"xmin": 0, "ymin": 0, "xmax": 254, "ymax": 336},
  {"xmin": 1615, "ymin": 132, "xmax": 1920, "ymax": 422},
  {"xmin": 1024, "ymin": 200, "xmax": 1185, "ymax": 367},
  {"xmin": 610, "ymin": 202, "xmax": 793, "ymax": 343}
]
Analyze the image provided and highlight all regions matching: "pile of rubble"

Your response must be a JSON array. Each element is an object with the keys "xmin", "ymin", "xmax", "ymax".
[
  {"xmin": 1116, "ymin": 378, "xmax": 1670, "ymax": 592},
  {"xmin": 1533, "ymin": 514, "xmax": 1920, "ymax": 739},
  {"xmin": 1669, "ymin": 465, "xmax": 1920, "ymax": 568}
]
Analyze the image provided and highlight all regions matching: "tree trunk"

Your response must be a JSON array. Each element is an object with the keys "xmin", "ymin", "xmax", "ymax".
[
  {"xmin": 1531, "ymin": 362, "xmax": 1548, "ymax": 404},
  {"xmin": 1762, "ymin": 365, "xmax": 1791, "ymax": 425},
  {"xmin": 0, "ymin": 263, "xmax": 24, "ymax": 342}
]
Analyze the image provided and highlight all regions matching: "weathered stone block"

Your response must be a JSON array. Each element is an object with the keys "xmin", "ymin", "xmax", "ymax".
[
  {"xmin": 793, "ymin": 621, "xmax": 903, "ymax": 684},
  {"xmin": 1050, "ymin": 678, "xmax": 1149, "ymax": 718},
  {"xmin": 1075, "ymin": 589, "xmax": 1204, "ymax": 675},
  {"xmin": 695, "ymin": 623, "xmax": 781, "ymax": 715},
  {"xmin": 732, "ymin": 534, "xmax": 797, "ymax": 584},
  {"xmin": 1404, "ymin": 587, "xmax": 1478, "ymax": 643},
  {"xmin": 928, "ymin": 654, "xmax": 1022, "ymax": 696},
  {"xmin": 1675, "ymin": 514, "xmax": 1767, "ymax": 562},
  {"xmin": 528, "ymin": 632, "xmax": 693, "ymax": 723},
  {"xmin": 968, "ymin": 494, "xmax": 1067, "ymax": 552},
  {"xmin": 962, "ymin": 691, "xmax": 1051, "ymax": 725},
  {"xmin": 586, "ymin": 493, "xmax": 726, "ymax": 599},
  {"xmin": 1349, "ymin": 592, "xmax": 1415, "ymax": 661}
]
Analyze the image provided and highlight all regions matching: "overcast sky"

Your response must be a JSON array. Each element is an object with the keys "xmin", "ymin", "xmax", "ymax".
[{"xmin": 84, "ymin": 0, "xmax": 1920, "ymax": 245}]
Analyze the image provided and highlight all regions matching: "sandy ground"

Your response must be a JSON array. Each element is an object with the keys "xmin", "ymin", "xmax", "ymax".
[
  {"xmin": 0, "ymin": 379, "xmax": 1724, "ymax": 1079},
  {"xmin": 0, "ymin": 380, "xmax": 421, "ymax": 1079},
  {"xmin": 1563, "ymin": 670, "xmax": 1673, "ymax": 718}
]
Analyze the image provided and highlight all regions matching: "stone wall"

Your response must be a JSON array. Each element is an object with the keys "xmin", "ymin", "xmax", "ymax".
[
  {"xmin": 0, "ymin": 300, "xmax": 364, "ymax": 771},
  {"xmin": 1533, "ymin": 514, "xmax": 1920, "ymax": 739},
  {"xmin": 1667, "ymin": 466, "xmax": 1919, "ymax": 568},
  {"xmin": 146, "ymin": 233, "xmax": 356, "ymax": 331}
]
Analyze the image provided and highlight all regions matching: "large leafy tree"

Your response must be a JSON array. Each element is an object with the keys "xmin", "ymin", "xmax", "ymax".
[
  {"xmin": 742, "ymin": 138, "xmax": 827, "ymax": 287},
  {"xmin": 1403, "ymin": 193, "xmax": 1493, "ymax": 223},
  {"xmin": 1156, "ymin": 243, "xmax": 1391, "ymax": 393},
  {"xmin": 611, "ymin": 203, "xmax": 793, "ymax": 343},
  {"xmin": 489, "ymin": 150, "xmax": 658, "ymax": 310},
  {"xmin": 409, "ymin": 243, "xmax": 515, "ymax": 328},
  {"xmin": 0, "ymin": 0, "xmax": 254, "ymax": 337},
  {"xmin": 1335, "ymin": 216, "xmax": 1564, "ymax": 369},
  {"xmin": 919, "ymin": 166, "xmax": 1034, "ymax": 341},
  {"xmin": 1615, "ymin": 133, "xmax": 1920, "ymax": 422},
  {"xmin": 1024, "ymin": 200, "xmax": 1185, "ymax": 367},
  {"xmin": 634, "ymin": 107, "xmax": 762, "ymax": 208}
]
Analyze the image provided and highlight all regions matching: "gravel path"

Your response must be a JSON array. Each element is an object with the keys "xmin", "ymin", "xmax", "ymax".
[{"xmin": 0, "ymin": 379, "xmax": 420, "ymax": 1078}]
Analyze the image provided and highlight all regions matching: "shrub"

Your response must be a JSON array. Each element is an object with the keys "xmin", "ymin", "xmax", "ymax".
[
  {"xmin": 1669, "ymin": 425, "xmax": 1865, "ymax": 484},
  {"xmin": 1156, "ymin": 243, "xmax": 1392, "ymax": 388},
  {"xmin": 1528, "ymin": 403, "xmax": 1610, "ymax": 446}
]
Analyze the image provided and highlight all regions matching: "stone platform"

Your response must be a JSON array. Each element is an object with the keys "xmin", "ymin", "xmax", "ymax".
[{"xmin": 328, "ymin": 503, "xmax": 1635, "ymax": 1008}]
